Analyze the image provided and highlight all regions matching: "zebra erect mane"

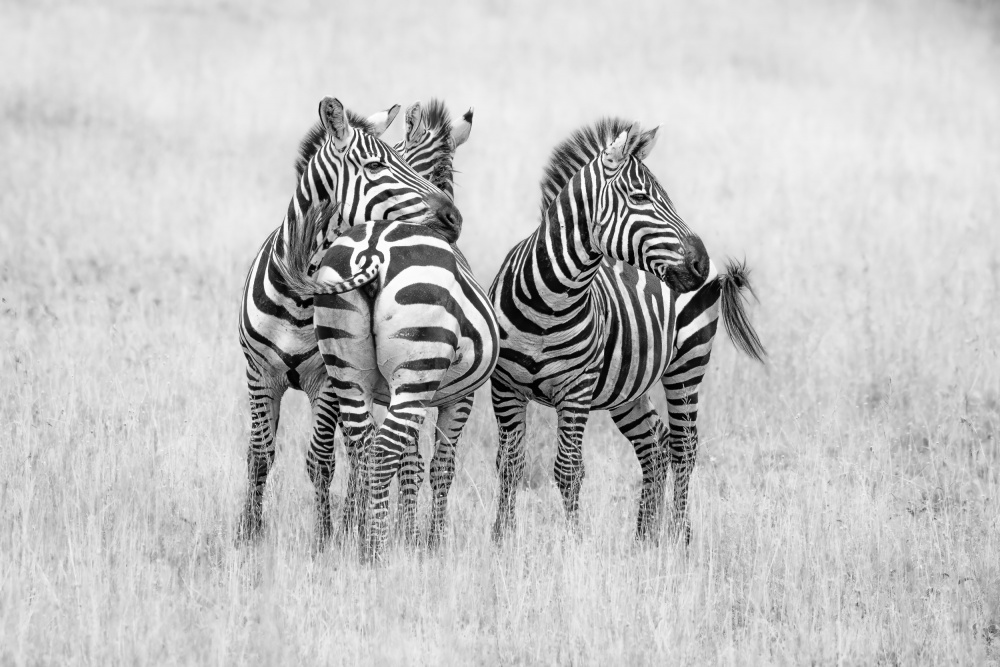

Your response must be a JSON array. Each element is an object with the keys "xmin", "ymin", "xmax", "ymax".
[
  {"xmin": 418, "ymin": 98, "xmax": 456, "ymax": 192},
  {"xmin": 293, "ymin": 109, "xmax": 378, "ymax": 180},
  {"xmin": 538, "ymin": 117, "xmax": 637, "ymax": 215}
]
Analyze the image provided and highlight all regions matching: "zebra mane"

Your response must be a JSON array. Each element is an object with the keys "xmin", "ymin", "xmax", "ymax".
[
  {"xmin": 418, "ymin": 98, "xmax": 456, "ymax": 192},
  {"xmin": 538, "ymin": 117, "xmax": 637, "ymax": 215},
  {"xmin": 293, "ymin": 109, "xmax": 378, "ymax": 180}
]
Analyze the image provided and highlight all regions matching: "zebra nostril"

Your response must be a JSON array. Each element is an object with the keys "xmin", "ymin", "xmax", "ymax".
[
  {"xmin": 438, "ymin": 201, "xmax": 463, "ymax": 229},
  {"xmin": 686, "ymin": 234, "xmax": 709, "ymax": 280}
]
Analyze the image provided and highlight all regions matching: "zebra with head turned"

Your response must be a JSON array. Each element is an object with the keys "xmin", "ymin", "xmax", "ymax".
[
  {"xmin": 489, "ymin": 118, "xmax": 765, "ymax": 544},
  {"xmin": 306, "ymin": 99, "xmax": 485, "ymax": 548},
  {"xmin": 273, "ymin": 202, "xmax": 500, "ymax": 560},
  {"xmin": 237, "ymin": 96, "xmax": 465, "ymax": 544}
]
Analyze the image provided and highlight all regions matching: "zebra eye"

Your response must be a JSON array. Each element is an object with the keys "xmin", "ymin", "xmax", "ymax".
[
  {"xmin": 365, "ymin": 161, "xmax": 387, "ymax": 173},
  {"xmin": 631, "ymin": 192, "xmax": 650, "ymax": 204}
]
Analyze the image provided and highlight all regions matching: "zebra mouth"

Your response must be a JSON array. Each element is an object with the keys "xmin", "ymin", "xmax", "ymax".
[{"xmin": 655, "ymin": 265, "xmax": 704, "ymax": 293}]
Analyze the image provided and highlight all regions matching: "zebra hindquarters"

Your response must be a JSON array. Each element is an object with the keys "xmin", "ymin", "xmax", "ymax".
[
  {"xmin": 661, "ymin": 279, "xmax": 722, "ymax": 545},
  {"xmin": 313, "ymin": 290, "xmax": 379, "ymax": 543}
]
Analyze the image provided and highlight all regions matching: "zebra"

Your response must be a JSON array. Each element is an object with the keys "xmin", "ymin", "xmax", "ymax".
[
  {"xmin": 488, "ymin": 117, "xmax": 766, "ymax": 544},
  {"xmin": 273, "ymin": 205, "xmax": 500, "ymax": 560},
  {"xmin": 237, "ymin": 96, "xmax": 465, "ymax": 543}
]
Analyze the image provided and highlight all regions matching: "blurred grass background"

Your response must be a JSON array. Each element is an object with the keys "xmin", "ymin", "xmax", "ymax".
[{"xmin": 1, "ymin": 0, "xmax": 999, "ymax": 663}]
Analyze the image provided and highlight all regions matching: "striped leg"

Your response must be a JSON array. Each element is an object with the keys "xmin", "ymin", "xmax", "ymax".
[
  {"xmin": 395, "ymin": 436, "xmax": 425, "ymax": 546},
  {"xmin": 364, "ymin": 391, "xmax": 437, "ymax": 561},
  {"xmin": 553, "ymin": 401, "xmax": 594, "ymax": 528},
  {"xmin": 427, "ymin": 394, "xmax": 475, "ymax": 548},
  {"xmin": 662, "ymin": 292, "xmax": 720, "ymax": 544},
  {"xmin": 663, "ymin": 387, "xmax": 700, "ymax": 545},
  {"xmin": 304, "ymin": 375, "xmax": 341, "ymax": 548},
  {"xmin": 339, "ymin": 399, "xmax": 376, "ymax": 542},
  {"xmin": 342, "ymin": 434, "xmax": 366, "ymax": 539},
  {"xmin": 313, "ymin": 290, "xmax": 377, "ymax": 542},
  {"xmin": 491, "ymin": 380, "xmax": 528, "ymax": 542},
  {"xmin": 609, "ymin": 396, "xmax": 669, "ymax": 540},
  {"xmin": 236, "ymin": 369, "xmax": 286, "ymax": 542}
]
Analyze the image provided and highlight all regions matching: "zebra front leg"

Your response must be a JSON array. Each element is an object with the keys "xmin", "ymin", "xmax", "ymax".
[
  {"xmin": 395, "ymin": 436, "xmax": 425, "ymax": 546},
  {"xmin": 427, "ymin": 394, "xmax": 474, "ymax": 549},
  {"xmin": 304, "ymin": 375, "xmax": 341, "ymax": 549},
  {"xmin": 492, "ymin": 380, "xmax": 527, "ymax": 542},
  {"xmin": 609, "ymin": 396, "xmax": 669, "ymax": 541},
  {"xmin": 553, "ymin": 400, "xmax": 593, "ymax": 530},
  {"xmin": 237, "ymin": 372, "xmax": 286, "ymax": 543}
]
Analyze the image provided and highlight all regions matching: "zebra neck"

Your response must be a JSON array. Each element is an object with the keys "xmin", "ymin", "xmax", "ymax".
[{"xmin": 532, "ymin": 169, "xmax": 606, "ymax": 301}]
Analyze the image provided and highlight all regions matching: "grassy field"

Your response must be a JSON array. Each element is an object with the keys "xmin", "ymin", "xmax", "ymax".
[{"xmin": 2, "ymin": 0, "xmax": 999, "ymax": 663}]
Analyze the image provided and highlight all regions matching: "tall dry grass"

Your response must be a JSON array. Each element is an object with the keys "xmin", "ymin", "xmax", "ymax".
[{"xmin": 1, "ymin": 0, "xmax": 999, "ymax": 663}]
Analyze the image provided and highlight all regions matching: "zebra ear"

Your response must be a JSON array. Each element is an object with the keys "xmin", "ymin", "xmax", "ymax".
[
  {"xmin": 367, "ymin": 104, "xmax": 400, "ymax": 138},
  {"xmin": 451, "ymin": 107, "xmax": 473, "ymax": 148},
  {"xmin": 319, "ymin": 97, "xmax": 351, "ymax": 149},
  {"xmin": 405, "ymin": 102, "xmax": 427, "ymax": 145},
  {"xmin": 602, "ymin": 122, "xmax": 641, "ymax": 169},
  {"xmin": 633, "ymin": 126, "xmax": 659, "ymax": 161}
]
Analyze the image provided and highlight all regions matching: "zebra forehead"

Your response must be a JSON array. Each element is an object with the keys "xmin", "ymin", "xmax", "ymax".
[
  {"xmin": 539, "ymin": 117, "xmax": 639, "ymax": 213},
  {"xmin": 293, "ymin": 108, "xmax": 380, "ymax": 180}
]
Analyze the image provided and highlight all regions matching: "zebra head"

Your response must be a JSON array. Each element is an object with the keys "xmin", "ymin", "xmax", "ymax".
[
  {"xmin": 592, "ymin": 122, "xmax": 709, "ymax": 293},
  {"xmin": 395, "ymin": 100, "xmax": 474, "ymax": 198},
  {"xmin": 310, "ymin": 97, "xmax": 461, "ymax": 233}
]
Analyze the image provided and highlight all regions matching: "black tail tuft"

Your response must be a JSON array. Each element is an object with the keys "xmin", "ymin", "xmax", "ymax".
[
  {"xmin": 718, "ymin": 258, "xmax": 767, "ymax": 363},
  {"xmin": 271, "ymin": 201, "xmax": 339, "ymax": 299}
]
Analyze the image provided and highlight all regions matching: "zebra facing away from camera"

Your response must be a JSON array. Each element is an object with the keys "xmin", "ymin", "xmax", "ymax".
[
  {"xmin": 237, "ymin": 96, "xmax": 467, "ymax": 543},
  {"xmin": 274, "ymin": 205, "xmax": 499, "ymax": 560},
  {"xmin": 489, "ymin": 118, "xmax": 766, "ymax": 544}
]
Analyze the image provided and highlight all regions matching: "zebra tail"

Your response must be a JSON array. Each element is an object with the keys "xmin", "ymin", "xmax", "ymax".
[
  {"xmin": 271, "ymin": 201, "xmax": 380, "ymax": 298},
  {"xmin": 718, "ymin": 258, "xmax": 767, "ymax": 363}
]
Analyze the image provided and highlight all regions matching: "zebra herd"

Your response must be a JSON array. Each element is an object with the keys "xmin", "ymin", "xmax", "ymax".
[{"xmin": 238, "ymin": 97, "xmax": 765, "ymax": 560}]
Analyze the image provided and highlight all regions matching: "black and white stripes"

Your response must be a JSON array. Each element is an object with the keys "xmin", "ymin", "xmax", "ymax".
[
  {"xmin": 488, "ymin": 118, "xmax": 765, "ymax": 542},
  {"xmin": 236, "ymin": 97, "xmax": 462, "ymax": 542}
]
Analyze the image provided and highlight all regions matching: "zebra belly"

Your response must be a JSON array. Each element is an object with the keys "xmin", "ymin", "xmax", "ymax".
[{"xmin": 588, "ymin": 263, "xmax": 677, "ymax": 409}]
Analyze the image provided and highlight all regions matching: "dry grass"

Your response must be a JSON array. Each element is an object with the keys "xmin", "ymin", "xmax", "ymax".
[{"xmin": 2, "ymin": 0, "xmax": 999, "ymax": 663}]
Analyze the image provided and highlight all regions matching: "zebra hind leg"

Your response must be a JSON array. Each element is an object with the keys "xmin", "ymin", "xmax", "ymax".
[
  {"xmin": 237, "ymin": 376, "xmax": 286, "ymax": 543},
  {"xmin": 340, "ymin": 409, "xmax": 377, "ymax": 543},
  {"xmin": 491, "ymin": 381, "xmax": 527, "ymax": 542},
  {"xmin": 363, "ymin": 400, "xmax": 431, "ymax": 562},
  {"xmin": 666, "ymin": 429, "xmax": 698, "ymax": 546},
  {"xmin": 609, "ymin": 396, "xmax": 669, "ymax": 542},
  {"xmin": 304, "ymin": 377, "xmax": 341, "ymax": 550},
  {"xmin": 427, "ymin": 394, "xmax": 474, "ymax": 549},
  {"xmin": 395, "ymin": 436, "xmax": 425, "ymax": 546},
  {"xmin": 663, "ymin": 388, "xmax": 703, "ymax": 546}
]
